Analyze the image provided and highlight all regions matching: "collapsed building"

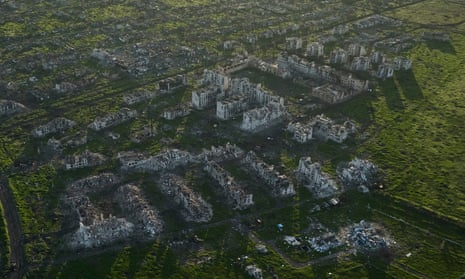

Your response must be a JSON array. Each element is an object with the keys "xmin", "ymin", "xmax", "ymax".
[
  {"xmin": 343, "ymin": 220, "xmax": 392, "ymax": 251},
  {"xmin": 0, "ymin": 99, "xmax": 27, "ymax": 116},
  {"xmin": 65, "ymin": 174, "xmax": 135, "ymax": 249},
  {"xmin": 68, "ymin": 216, "xmax": 134, "ymax": 249},
  {"xmin": 338, "ymin": 158, "xmax": 378, "ymax": 192},
  {"xmin": 159, "ymin": 174, "xmax": 213, "ymax": 223},
  {"xmin": 204, "ymin": 161, "xmax": 253, "ymax": 210},
  {"xmin": 88, "ymin": 108, "xmax": 137, "ymax": 131},
  {"xmin": 241, "ymin": 151, "xmax": 295, "ymax": 197},
  {"xmin": 295, "ymin": 157, "xmax": 338, "ymax": 198},
  {"xmin": 31, "ymin": 117, "xmax": 76, "ymax": 138},
  {"xmin": 115, "ymin": 184, "xmax": 164, "ymax": 237}
]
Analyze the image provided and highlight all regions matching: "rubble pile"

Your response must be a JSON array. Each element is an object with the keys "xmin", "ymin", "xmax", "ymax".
[
  {"xmin": 115, "ymin": 184, "xmax": 164, "ymax": 237},
  {"xmin": 241, "ymin": 151, "xmax": 295, "ymax": 197},
  {"xmin": 159, "ymin": 174, "xmax": 213, "ymax": 223},
  {"xmin": 343, "ymin": 220, "xmax": 391, "ymax": 251},
  {"xmin": 68, "ymin": 216, "xmax": 134, "ymax": 249},
  {"xmin": 68, "ymin": 173, "xmax": 119, "ymax": 195},
  {"xmin": 307, "ymin": 233, "xmax": 342, "ymax": 253}
]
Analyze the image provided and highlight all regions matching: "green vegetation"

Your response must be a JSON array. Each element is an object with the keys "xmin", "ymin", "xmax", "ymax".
[
  {"xmin": 8, "ymin": 166, "xmax": 63, "ymax": 265},
  {"xmin": 0, "ymin": 202, "xmax": 9, "ymax": 275}
]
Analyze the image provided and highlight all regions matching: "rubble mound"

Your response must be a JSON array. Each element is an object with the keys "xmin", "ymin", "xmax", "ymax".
[
  {"xmin": 115, "ymin": 184, "xmax": 164, "ymax": 237},
  {"xmin": 342, "ymin": 220, "xmax": 392, "ymax": 251}
]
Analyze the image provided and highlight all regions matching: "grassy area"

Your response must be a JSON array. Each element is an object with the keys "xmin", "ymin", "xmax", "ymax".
[
  {"xmin": 0, "ymin": 202, "xmax": 9, "ymax": 276},
  {"xmin": 355, "ymin": 33, "xmax": 465, "ymax": 223},
  {"xmin": 8, "ymin": 166, "xmax": 64, "ymax": 266},
  {"xmin": 386, "ymin": 0, "xmax": 465, "ymax": 25}
]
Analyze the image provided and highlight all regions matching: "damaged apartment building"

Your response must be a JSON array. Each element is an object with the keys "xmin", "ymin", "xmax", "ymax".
[
  {"xmin": 0, "ymin": 99, "xmax": 27, "ymax": 116},
  {"xmin": 159, "ymin": 173, "xmax": 213, "ymax": 223},
  {"xmin": 287, "ymin": 114, "xmax": 356, "ymax": 144},
  {"xmin": 295, "ymin": 157, "xmax": 338, "ymax": 198},
  {"xmin": 192, "ymin": 68, "xmax": 288, "ymax": 131},
  {"xmin": 31, "ymin": 117, "xmax": 76, "ymax": 138},
  {"xmin": 204, "ymin": 161, "xmax": 253, "ymax": 210},
  {"xmin": 63, "ymin": 150, "xmax": 106, "ymax": 170},
  {"xmin": 88, "ymin": 108, "xmax": 137, "ymax": 131},
  {"xmin": 241, "ymin": 151, "xmax": 295, "ymax": 197}
]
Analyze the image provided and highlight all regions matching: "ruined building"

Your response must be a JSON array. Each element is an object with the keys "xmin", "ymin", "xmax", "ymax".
[
  {"xmin": 295, "ymin": 157, "xmax": 338, "ymax": 198},
  {"xmin": 242, "ymin": 151, "xmax": 295, "ymax": 197},
  {"xmin": 31, "ymin": 117, "xmax": 76, "ymax": 137},
  {"xmin": 204, "ymin": 161, "xmax": 253, "ymax": 210},
  {"xmin": 115, "ymin": 184, "xmax": 164, "ymax": 237},
  {"xmin": 159, "ymin": 174, "xmax": 213, "ymax": 223},
  {"xmin": 88, "ymin": 108, "xmax": 137, "ymax": 131},
  {"xmin": 240, "ymin": 99, "xmax": 286, "ymax": 131},
  {"xmin": 0, "ymin": 99, "xmax": 27, "ymax": 116}
]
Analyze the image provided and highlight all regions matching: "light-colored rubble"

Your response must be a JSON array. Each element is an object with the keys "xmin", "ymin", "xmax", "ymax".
[
  {"xmin": 68, "ymin": 217, "xmax": 134, "ymax": 249},
  {"xmin": 115, "ymin": 184, "xmax": 164, "ymax": 237}
]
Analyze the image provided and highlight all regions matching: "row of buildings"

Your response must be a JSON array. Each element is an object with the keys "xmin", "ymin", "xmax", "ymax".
[{"xmin": 287, "ymin": 114, "xmax": 356, "ymax": 144}]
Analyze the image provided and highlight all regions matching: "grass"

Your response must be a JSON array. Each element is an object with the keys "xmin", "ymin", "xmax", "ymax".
[
  {"xmin": 386, "ymin": 0, "xmax": 465, "ymax": 26},
  {"xmin": 356, "ymin": 33, "xmax": 465, "ymax": 223},
  {"xmin": 0, "ymin": 202, "xmax": 10, "ymax": 276}
]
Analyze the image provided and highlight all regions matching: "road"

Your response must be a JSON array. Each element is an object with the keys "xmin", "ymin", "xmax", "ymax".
[{"xmin": 0, "ymin": 178, "xmax": 26, "ymax": 279}]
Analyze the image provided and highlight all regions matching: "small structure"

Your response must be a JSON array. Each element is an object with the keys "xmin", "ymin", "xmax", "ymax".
[{"xmin": 245, "ymin": 265, "xmax": 263, "ymax": 279}]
